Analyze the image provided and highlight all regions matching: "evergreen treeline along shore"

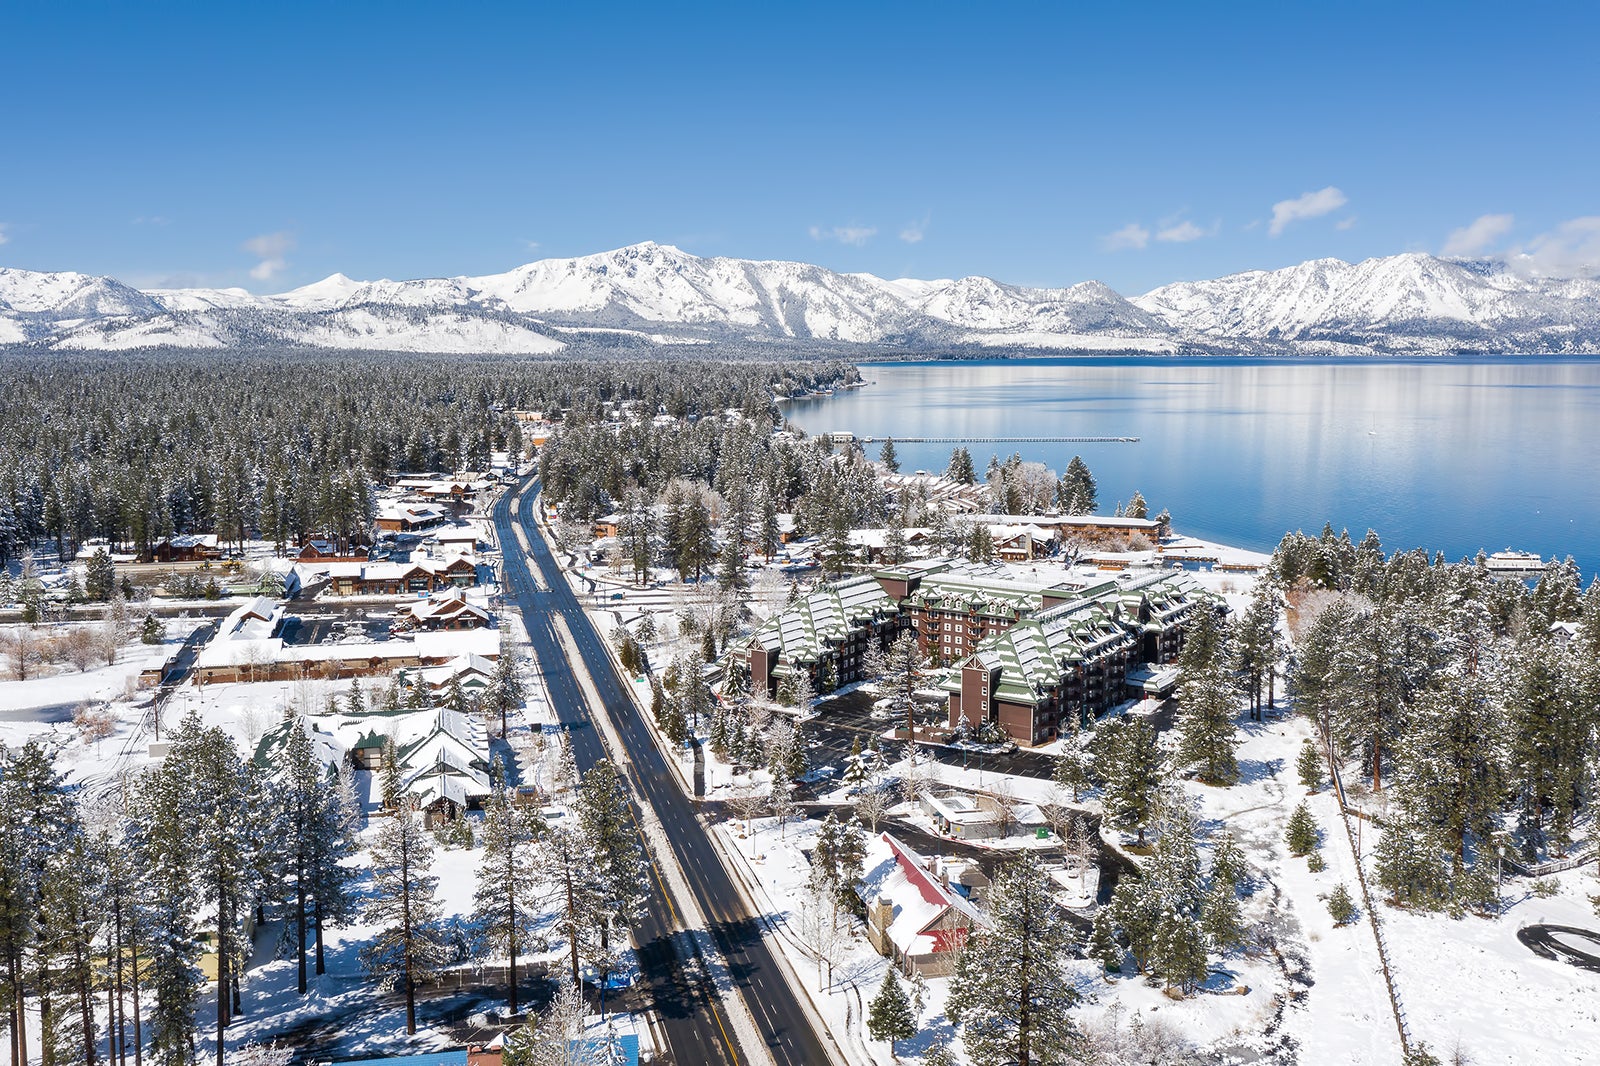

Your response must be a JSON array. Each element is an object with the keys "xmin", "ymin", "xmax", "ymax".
[{"xmin": 0, "ymin": 349, "xmax": 857, "ymax": 566}]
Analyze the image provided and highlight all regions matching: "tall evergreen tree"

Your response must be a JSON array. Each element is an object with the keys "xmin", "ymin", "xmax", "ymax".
[
  {"xmin": 362, "ymin": 805, "xmax": 443, "ymax": 1036},
  {"xmin": 1233, "ymin": 581, "xmax": 1281, "ymax": 720},
  {"xmin": 1098, "ymin": 717, "xmax": 1162, "ymax": 845},
  {"xmin": 490, "ymin": 628, "xmax": 527, "ymax": 738},
  {"xmin": 574, "ymin": 760, "xmax": 647, "ymax": 974},
  {"xmin": 945, "ymin": 447, "xmax": 976, "ymax": 485},
  {"xmin": 472, "ymin": 761, "xmax": 545, "ymax": 1013},
  {"xmin": 279, "ymin": 719, "xmax": 322, "ymax": 996},
  {"xmin": 0, "ymin": 741, "xmax": 75, "ymax": 1066},
  {"xmin": 85, "ymin": 546, "xmax": 116, "ymax": 602},
  {"xmin": 142, "ymin": 711, "xmax": 263, "ymax": 1066},
  {"xmin": 1175, "ymin": 610, "xmax": 1240, "ymax": 784},
  {"xmin": 536, "ymin": 824, "xmax": 606, "ymax": 986},
  {"xmin": 948, "ymin": 851, "xmax": 1082, "ymax": 1066},
  {"xmin": 1397, "ymin": 676, "xmax": 1504, "ymax": 862},
  {"xmin": 1503, "ymin": 627, "xmax": 1586, "ymax": 849},
  {"xmin": 1057, "ymin": 456, "xmax": 1097, "ymax": 514},
  {"xmin": 867, "ymin": 970, "xmax": 916, "ymax": 1058},
  {"xmin": 882, "ymin": 633, "xmax": 928, "ymax": 760},
  {"xmin": 878, "ymin": 438, "xmax": 900, "ymax": 474}
]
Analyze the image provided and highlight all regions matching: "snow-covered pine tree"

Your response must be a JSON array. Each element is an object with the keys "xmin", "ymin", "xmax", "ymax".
[
  {"xmin": 143, "ymin": 711, "xmax": 263, "ymax": 1066},
  {"xmin": 1053, "ymin": 745, "xmax": 1090, "ymax": 803},
  {"xmin": 38, "ymin": 826, "xmax": 101, "ymax": 1065},
  {"xmin": 0, "ymin": 740, "xmax": 77, "ymax": 1066},
  {"xmin": 948, "ymin": 850, "xmax": 1082, "ymax": 1066},
  {"xmin": 716, "ymin": 536, "xmax": 748, "ymax": 593},
  {"xmin": 1285, "ymin": 801, "xmax": 1319, "ymax": 857},
  {"xmin": 380, "ymin": 737, "xmax": 405, "ymax": 810},
  {"xmin": 575, "ymin": 759, "xmax": 647, "ymax": 962},
  {"xmin": 678, "ymin": 647, "xmax": 712, "ymax": 735},
  {"xmin": 362, "ymin": 804, "xmax": 444, "ymax": 1035},
  {"xmin": 502, "ymin": 975, "xmax": 590, "ymax": 1066},
  {"xmin": 867, "ymin": 969, "xmax": 917, "ymax": 1058},
  {"xmin": 1290, "ymin": 596, "xmax": 1365, "ymax": 751},
  {"xmin": 471, "ymin": 759, "xmax": 545, "ymax": 1013},
  {"xmin": 1232, "ymin": 580, "xmax": 1281, "ymax": 720},
  {"xmin": 1144, "ymin": 791, "xmax": 1209, "ymax": 992},
  {"xmin": 1296, "ymin": 738, "xmax": 1325, "ymax": 791},
  {"xmin": 811, "ymin": 814, "xmax": 866, "ymax": 917},
  {"xmin": 842, "ymin": 736, "xmax": 868, "ymax": 790},
  {"xmin": 882, "ymin": 632, "xmax": 927, "ymax": 755},
  {"xmin": 308, "ymin": 766, "xmax": 359, "ymax": 977},
  {"xmin": 1396, "ymin": 677, "xmax": 1504, "ymax": 864},
  {"xmin": 1057, "ymin": 455, "xmax": 1096, "ymax": 514},
  {"xmin": 1503, "ymin": 627, "xmax": 1585, "ymax": 850},
  {"xmin": 536, "ymin": 823, "xmax": 606, "ymax": 985},
  {"xmin": 1090, "ymin": 907, "xmax": 1123, "ymax": 974},
  {"xmin": 1174, "ymin": 609, "xmax": 1239, "ymax": 785},
  {"xmin": 490, "ymin": 628, "xmax": 527, "ymax": 738},
  {"xmin": 445, "ymin": 672, "xmax": 469, "ymax": 714},
  {"xmin": 1202, "ymin": 869, "xmax": 1244, "ymax": 956},
  {"xmin": 279, "ymin": 717, "xmax": 320, "ymax": 995},
  {"xmin": 1098, "ymin": 717, "xmax": 1162, "ymax": 845},
  {"xmin": 1210, "ymin": 831, "xmax": 1246, "ymax": 895},
  {"xmin": 1327, "ymin": 882, "xmax": 1358, "ymax": 925},
  {"xmin": 879, "ymin": 437, "xmax": 900, "ymax": 473},
  {"xmin": 85, "ymin": 546, "xmax": 116, "ymax": 601},
  {"xmin": 883, "ymin": 516, "xmax": 908, "ymax": 565}
]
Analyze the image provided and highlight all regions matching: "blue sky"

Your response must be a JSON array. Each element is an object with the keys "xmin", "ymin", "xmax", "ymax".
[{"xmin": 2, "ymin": 2, "xmax": 1596, "ymax": 294}]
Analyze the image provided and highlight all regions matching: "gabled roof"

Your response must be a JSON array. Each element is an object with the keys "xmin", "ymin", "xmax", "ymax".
[
  {"xmin": 749, "ymin": 574, "xmax": 899, "ymax": 664},
  {"xmin": 859, "ymin": 832, "xmax": 985, "ymax": 957}
]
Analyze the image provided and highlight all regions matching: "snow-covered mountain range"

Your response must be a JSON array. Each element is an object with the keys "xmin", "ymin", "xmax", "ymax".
[{"xmin": 3, "ymin": 242, "xmax": 1598, "ymax": 355}]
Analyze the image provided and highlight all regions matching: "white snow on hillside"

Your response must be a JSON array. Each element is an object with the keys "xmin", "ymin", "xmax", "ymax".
[{"xmin": 4, "ymin": 243, "xmax": 1598, "ymax": 353}]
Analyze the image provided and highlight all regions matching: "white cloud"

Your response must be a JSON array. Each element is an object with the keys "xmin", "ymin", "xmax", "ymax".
[
  {"xmin": 1268, "ymin": 186, "xmax": 1348, "ymax": 237},
  {"xmin": 809, "ymin": 224, "xmax": 877, "ymax": 247},
  {"xmin": 243, "ymin": 231, "xmax": 295, "ymax": 281},
  {"xmin": 899, "ymin": 215, "xmax": 930, "ymax": 244},
  {"xmin": 0, "ymin": 223, "xmax": 8, "ymax": 246},
  {"xmin": 1102, "ymin": 223, "xmax": 1151, "ymax": 251},
  {"xmin": 1155, "ymin": 220, "xmax": 1215, "ymax": 243},
  {"xmin": 132, "ymin": 215, "xmax": 172, "ymax": 226},
  {"xmin": 1506, "ymin": 216, "xmax": 1600, "ymax": 278},
  {"xmin": 1441, "ymin": 213, "xmax": 1513, "ymax": 257},
  {"xmin": 1335, "ymin": 216, "xmax": 1358, "ymax": 231}
]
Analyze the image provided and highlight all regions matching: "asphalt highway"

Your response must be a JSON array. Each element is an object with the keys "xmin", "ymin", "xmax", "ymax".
[{"xmin": 492, "ymin": 477, "xmax": 842, "ymax": 1066}]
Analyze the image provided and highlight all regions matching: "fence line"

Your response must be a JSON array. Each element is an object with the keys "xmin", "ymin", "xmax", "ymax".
[
  {"xmin": 1329, "ymin": 748, "xmax": 1412, "ymax": 1059},
  {"xmin": 1502, "ymin": 850, "xmax": 1596, "ymax": 878}
]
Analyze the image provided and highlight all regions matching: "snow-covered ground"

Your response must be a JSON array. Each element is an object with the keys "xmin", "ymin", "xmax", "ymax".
[
  {"xmin": 0, "ymin": 592, "xmax": 656, "ymax": 1062},
  {"xmin": 583, "ymin": 532, "xmax": 1600, "ymax": 1066},
  {"xmin": 8, "ymin": 515, "xmax": 1600, "ymax": 1065}
]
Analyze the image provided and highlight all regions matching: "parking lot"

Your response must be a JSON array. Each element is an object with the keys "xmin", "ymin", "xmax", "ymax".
[
  {"xmin": 279, "ymin": 606, "xmax": 395, "ymax": 646},
  {"xmin": 802, "ymin": 686, "xmax": 1065, "ymax": 783}
]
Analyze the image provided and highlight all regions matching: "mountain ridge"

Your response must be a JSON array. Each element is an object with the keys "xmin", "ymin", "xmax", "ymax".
[{"xmin": 2, "ymin": 243, "xmax": 1596, "ymax": 355}]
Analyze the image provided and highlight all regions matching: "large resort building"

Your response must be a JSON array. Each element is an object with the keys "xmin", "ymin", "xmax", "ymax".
[{"xmin": 740, "ymin": 558, "xmax": 1215, "ymax": 746}]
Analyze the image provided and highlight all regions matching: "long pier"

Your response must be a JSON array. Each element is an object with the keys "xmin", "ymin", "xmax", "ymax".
[{"xmin": 830, "ymin": 434, "xmax": 1139, "ymax": 444}]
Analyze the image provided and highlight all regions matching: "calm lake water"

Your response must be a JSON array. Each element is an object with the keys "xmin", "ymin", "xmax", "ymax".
[{"xmin": 782, "ymin": 357, "xmax": 1600, "ymax": 574}]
